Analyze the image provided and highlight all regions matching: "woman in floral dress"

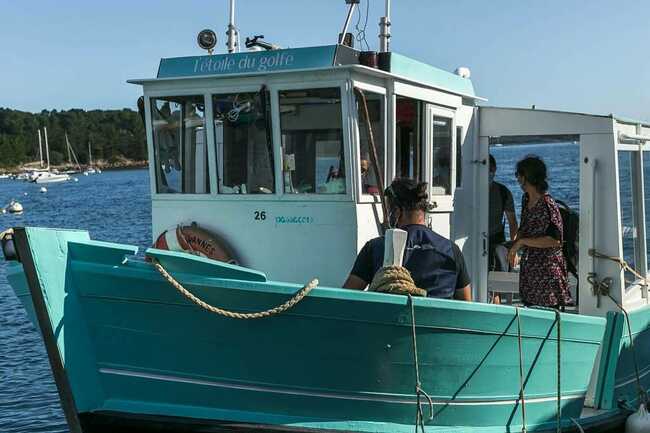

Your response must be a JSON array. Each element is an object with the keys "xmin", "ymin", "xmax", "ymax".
[{"xmin": 507, "ymin": 156, "xmax": 571, "ymax": 308}]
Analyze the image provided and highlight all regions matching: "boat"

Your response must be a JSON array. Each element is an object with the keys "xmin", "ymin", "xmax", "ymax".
[
  {"xmin": 84, "ymin": 140, "xmax": 100, "ymax": 175},
  {"xmin": 29, "ymin": 127, "xmax": 70, "ymax": 184},
  {"xmin": 4, "ymin": 1, "xmax": 650, "ymax": 432}
]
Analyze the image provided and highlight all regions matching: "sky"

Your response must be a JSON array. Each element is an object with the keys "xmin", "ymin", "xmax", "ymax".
[{"xmin": 1, "ymin": 0, "xmax": 649, "ymax": 120}]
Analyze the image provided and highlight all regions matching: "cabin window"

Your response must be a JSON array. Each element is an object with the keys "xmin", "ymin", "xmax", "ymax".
[
  {"xmin": 644, "ymin": 152, "xmax": 650, "ymax": 270},
  {"xmin": 151, "ymin": 96, "xmax": 209, "ymax": 194},
  {"xmin": 355, "ymin": 91, "xmax": 385, "ymax": 195},
  {"xmin": 280, "ymin": 88, "xmax": 345, "ymax": 194},
  {"xmin": 431, "ymin": 116, "xmax": 453, "ymax": 195},
  {"xmin": 212, "ymin": 90, "xmax": 274, "ymax": 194},
  {"xmin": 395, "ymin": 96, "xmax": 424, "ymax": 181},
  {"xmin": 618, "ymin": 151, "xmax": 638, "ymax": 284},
  {"xmin": 456, "ymin": 126, "xmax": 463, "ymax": 188}
]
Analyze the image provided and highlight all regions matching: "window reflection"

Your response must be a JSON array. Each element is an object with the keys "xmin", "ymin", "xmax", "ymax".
[
  {"xmin": 212, "ymin": 90, "xmax": 274, "ymax": 194},
  {"xmin": 395, "ymin": 96, "xmax": 424, "ymax": 181},
  {"xmin": 618, "ymin": 151, "xmax": 637, "ymax": 285},
  {"xmin": 280, "ymin": 88, "xmax": 345, "ymax": 194},
  {"xmin": 151, "ymin": 96, "xmax": 209, "ymax": 194},
  {"xmin": 432, "ymin": 116, "xmax": 452, "ymax": 195}
]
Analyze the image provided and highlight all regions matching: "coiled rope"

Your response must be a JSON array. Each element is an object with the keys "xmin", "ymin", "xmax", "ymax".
[
  {"xmin": 151, "ymin": 258, "xmax": 318, "ymax": 319},
  {"xmin": 369, "ymin": 266, "xmax": 427, "ymax": 297}
]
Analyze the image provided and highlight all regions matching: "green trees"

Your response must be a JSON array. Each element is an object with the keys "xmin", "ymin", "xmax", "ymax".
[{"xmin": 0, "ymin": 107, "xmax": 146, "ymax": 168}]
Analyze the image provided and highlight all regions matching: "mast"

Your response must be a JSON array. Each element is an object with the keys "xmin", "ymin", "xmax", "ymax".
[
  {"xmin": 379, "ymin": 0, "xmax": 391, "ymax": 52},
  {"xmin": 88, "ymin": 141, "xmax": 93, "ymax": 166},
  {"xmin": 37, "ymin": 129, "xmax": 43, "ymax": 168},
  {"xmin": 65, "ymin": 132, "xmax": 72, "ymax": 164},
  {"xmin": 66, "ymin": 134, "xmax": 81, "ymax": 169},
  {"xmin": 226, "ymin": 0, "xmax": 238, "ymax": 53},
  {"xmin": 44, "ymin": 127, "xmax": 50, "ymax": 170}
]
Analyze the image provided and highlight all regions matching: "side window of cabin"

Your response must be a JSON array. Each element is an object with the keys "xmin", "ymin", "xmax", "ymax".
[
  {"xmin": 395, "ymin": 96, "xmax": 424, "ymax": 181},
  {"xmin": 355, "ymin": 91, "xmax": 385, "ymax": 195},
  {"xmin": 280, "ymin": 88, "xmax": 346, "ymax": 194},
  {"xmin": 151, "ymin": 96, "xmax": 209, "ymax": 194},
  {"xmin": 212, "ymin": 90, "xmax": 274, "ymax": 194},
  {"xmin": 431, "ymin": 116, "xmax": 453, "ymax": 195}
]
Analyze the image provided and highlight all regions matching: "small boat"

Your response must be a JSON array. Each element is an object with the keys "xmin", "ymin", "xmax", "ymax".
[
  {"xmin": 0, "ymin": 174, "xmax": 10, "ymax": 179},
  {"xmin": 39, "ymin": 187, "xmax": 47, "ymax": 193},
  {"xmin": 32, "ymin": 171, "xmax": 70, "ymax": 184},
  {"xmin": 4, "ymin": 1, "xmax": 650, "ymax": 433}
]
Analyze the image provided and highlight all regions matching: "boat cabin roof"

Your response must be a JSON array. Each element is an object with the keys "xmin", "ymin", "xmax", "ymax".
[{"xmin": 128, "ymin": 44, "xmax": 480, "ymax": 100}]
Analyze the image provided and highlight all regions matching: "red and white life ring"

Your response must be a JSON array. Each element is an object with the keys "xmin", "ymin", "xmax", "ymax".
[{"xmin": 153, "ymin": 223, "xmax": 239, "ymax": 265}]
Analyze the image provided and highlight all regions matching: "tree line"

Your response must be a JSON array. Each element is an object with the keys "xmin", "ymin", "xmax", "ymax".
[{"xmin": 0, "ymin": 107, "xmax": 147, "ymax": 168}]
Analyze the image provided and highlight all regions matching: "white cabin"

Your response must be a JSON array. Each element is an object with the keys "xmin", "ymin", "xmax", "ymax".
[{"xmin": 131, "ymin": 44, "xmax": 650, "ymax": 318}]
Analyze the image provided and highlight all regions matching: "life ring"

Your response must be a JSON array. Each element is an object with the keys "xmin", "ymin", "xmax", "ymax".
[{"xmin": 153, "ymin": 223, "xmax": 239, "ymax": 265}]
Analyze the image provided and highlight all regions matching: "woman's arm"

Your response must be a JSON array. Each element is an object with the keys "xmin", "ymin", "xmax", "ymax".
[
  {"xmin": 507, "ymin": 236, "xmax": 561, "ymax": 267},
  {"xmin": 518, "ymin": 236, "xmax": 561, "ymax": 249}
]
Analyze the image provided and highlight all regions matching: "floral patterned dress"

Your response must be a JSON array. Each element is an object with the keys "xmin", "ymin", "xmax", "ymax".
[{"xmin": 518, "ymin": 193, "xmax": 571, "ymax": 307}]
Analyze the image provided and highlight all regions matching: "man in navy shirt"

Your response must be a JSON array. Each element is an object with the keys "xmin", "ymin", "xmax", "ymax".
[{"xmin": 343, "ymin": 178, "xmax": 472, "ymax": 301}]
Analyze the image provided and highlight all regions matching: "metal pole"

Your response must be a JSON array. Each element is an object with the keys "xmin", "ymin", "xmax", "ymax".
[
  {"xmin": 339, "ymin": 2, "xmax": 358, "ymax": 45},
  {"xmin": 379, "ymin": 0, "xmax": 391, "ymax": 52},
  {"xmin": 226, "ymin": 0, "xmax": 237, "ymax": 53},
  {"xmin": 44, "ymin": 127, "xmax": 50, "ymax": 170},
  {"xmin": 37, "ymin": 129, "xmax": 43, "ymax": 168}
]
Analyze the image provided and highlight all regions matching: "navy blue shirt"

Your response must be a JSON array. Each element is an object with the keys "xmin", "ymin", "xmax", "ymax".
[{"xmin": 350, "ymin": 225, "xmax": 470, "ymax": 298}]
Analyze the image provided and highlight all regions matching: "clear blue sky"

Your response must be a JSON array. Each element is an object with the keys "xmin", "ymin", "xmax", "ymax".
[{"xmin": 1, "ymin": 0, "xmax": 649, "ymax": 120}]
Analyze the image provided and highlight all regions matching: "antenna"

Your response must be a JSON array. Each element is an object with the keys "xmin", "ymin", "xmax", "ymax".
[
  {"xmin": 339, "ymin": 0, "xmax": 360, "ymax": 45},
  {"xmin": 379, "ymin": 0, "xmax": 391, "ymax": 52},
  {"xmin": 226, "ymin": 0, "xmax": 238, "ymax": 53}
]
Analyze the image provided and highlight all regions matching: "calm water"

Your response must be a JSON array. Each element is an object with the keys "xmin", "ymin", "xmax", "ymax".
[
  {"xmin": 0, "ymin": 169, "xmax": 151, "ymax": 433},
  {"xmin": 0, "ymin": 144, "xmax": 615, "ymax": 431}
]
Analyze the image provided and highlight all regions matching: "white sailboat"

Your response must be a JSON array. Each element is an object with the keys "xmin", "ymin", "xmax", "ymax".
[
  {"xmin": 32, "ymin": 127, "xmax": 70, "ymax": 184},
  {"xmin": 84, "ymin": 140, "xmax": 101, "ymax": 175}
]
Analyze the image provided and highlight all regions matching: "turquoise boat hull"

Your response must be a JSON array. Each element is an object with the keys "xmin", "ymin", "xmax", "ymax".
[{"xmin": 4, "ymin": 227, "xmax": 628, "ymax": 432}]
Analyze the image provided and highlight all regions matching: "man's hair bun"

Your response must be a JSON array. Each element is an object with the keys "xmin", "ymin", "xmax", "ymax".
[{"xmin": 385, "ymin": 178, "xmax": 430, "ymax": 212}]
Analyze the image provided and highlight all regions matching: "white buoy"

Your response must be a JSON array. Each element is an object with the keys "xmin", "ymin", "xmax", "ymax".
[
  {"xmin": 5, "ymin": 200, "xmax": 23, "ymax": 213},
  {"xmin": 40, "ymin": 187, "xmax": 47, "ymax": 193},
  {"xmin": 626, "ymin": 404, "xmax": 650, "ymax": 433},
  {"xmin": 83, "ymin": 172, "xmax": 89, "ymax": 176},
  {"xmin": 23, "ymin": 192, "xmax": 28, "ymax": 196},
  {"xmin": 74, "ymin": 177, "xmax": 79, "ymax": 182}
]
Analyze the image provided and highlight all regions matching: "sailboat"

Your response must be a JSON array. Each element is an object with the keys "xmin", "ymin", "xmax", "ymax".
[
  {"xmin": 84, "ymin": 140, "xmax": 101, "ymax": 175},
  {"xmin": 31, "ymin": 127, "xmax": 70, "ymax": 184},
  {"xmin": 61, "ymin": 133, "xmax": 82, "ymax": 174}
]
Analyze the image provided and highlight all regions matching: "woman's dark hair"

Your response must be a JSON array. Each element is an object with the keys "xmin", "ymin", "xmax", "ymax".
[
  {"xmin": 385, "ymin": 178, "xmax": 430, "ymax": 212},
  {"xmin": 516, "ymin": 155, "xmax": 548, "ymax": 193}
]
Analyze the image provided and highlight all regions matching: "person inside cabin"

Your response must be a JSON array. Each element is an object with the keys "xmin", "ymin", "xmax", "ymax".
[
  {"xmin": 360, "ymin": 156, "xmax": 379, "ymax": 194},
  {"xmin": 488, "ymin": 154, "xmax": 518, "ymax": 271},
  {"xmin": 343, "ymin": 178, "xmax": 472, "ymax": 301},
  {"xmin": 507, "ymin": 155, "xmax": 571, "ymax": 308}
]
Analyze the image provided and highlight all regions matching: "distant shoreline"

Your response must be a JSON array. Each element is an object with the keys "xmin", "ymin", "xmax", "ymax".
[{"xmin": 1, "ymin": 159, "xmax": 148, "ymax": 174}]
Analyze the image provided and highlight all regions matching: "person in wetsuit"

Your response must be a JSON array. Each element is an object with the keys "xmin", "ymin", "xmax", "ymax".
[{"xmin": 343, "ymin": 178, "xmax": 472, "ymax": 301}]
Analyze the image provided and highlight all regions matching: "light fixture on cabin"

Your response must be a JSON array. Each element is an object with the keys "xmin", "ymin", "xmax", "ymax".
[
  {"xmin": 454, "ymin": 66, "xmax": 471, "ymax": 79},
  {"xmin": 197, "ymin": 29, "xmax": 218, "ymax": 54}
]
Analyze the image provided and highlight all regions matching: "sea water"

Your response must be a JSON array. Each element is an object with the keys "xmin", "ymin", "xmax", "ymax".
[{"xmin": 0, "ymin": 143, "xmax": 634, "ymax": 431}]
